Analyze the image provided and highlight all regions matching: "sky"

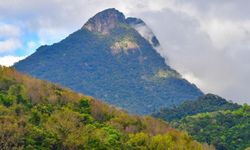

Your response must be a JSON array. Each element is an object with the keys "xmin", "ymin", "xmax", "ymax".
[{"xmin": 0, "ymin": 0, "xmax": 250, "ymax": 103}]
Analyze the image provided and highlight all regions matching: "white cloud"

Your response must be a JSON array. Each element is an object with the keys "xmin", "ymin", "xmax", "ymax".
[
  {"xmin": 0, "ymin": 23, "xmax": 21, "ymax": 38},
  {"xmin": 127, "ymin": 1, "xmax": 250, "ymax": 103},
  {"xmin": 0, "ymin": 39, "xmax": 22, "ymax": 53},
  {"xmin": 199, "ymin": 19, "xmax": 250, "ymax": 50},
  {"xmin": 0, "ymin": 23, "xmax": 22, "ymax": 54},
  {"xmin": 0, "ymin": 55, "xmax": 26, "ymax": 66}
]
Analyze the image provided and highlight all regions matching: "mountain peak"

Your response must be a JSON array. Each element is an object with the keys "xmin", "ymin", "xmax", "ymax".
[
  {"xmin": 82, "ymin": 9, "xmax": 160, "ymax": 47},
  {"xmin": 83, "ymin": 8, "xmax": 126, "ymax": 34}
]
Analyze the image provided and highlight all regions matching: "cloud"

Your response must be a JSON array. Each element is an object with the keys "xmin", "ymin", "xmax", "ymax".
[
  {"xmin": 0, "ymin": 23, "xmax": 21, "ymax": 38},
  {"xmin": 0, "ymin": 0, "xmax": 249, "ymax": 103},
  {"xmin": 126, "ymin": 1, "xmax": 250, "ymax": 103},
  {"xmin": 0, "ymin": 39, "xmax": 22, "ymax": 53},
  {"xmin": 0, "ymin": 55, "xmax": 26, "ymax": 66},
  {"xmin": 0, "ymin": 23, "xmax": 22, "ymax": 54}
]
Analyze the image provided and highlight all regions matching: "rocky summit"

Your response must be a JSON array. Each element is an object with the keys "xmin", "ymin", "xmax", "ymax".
[
  {"xmin": 83, "ymin": 8, "xmax": 126, "ymax": 35},
  {"xmin": 14, "ymin": 8, "xmax": 203, "ymax": 114}
]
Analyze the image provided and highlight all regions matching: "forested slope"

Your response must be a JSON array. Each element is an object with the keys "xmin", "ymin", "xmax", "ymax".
[{"xmin": 0, "ymin": 66, "xmax": 212, "ymax": 150}]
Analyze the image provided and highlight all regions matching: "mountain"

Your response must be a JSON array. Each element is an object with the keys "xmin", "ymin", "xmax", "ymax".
[
  {"xmin": 0, "ymin": 66, "xmax": 213, "ymax": 150},
  {"xmin": 14, "ymin": 8, "xmax": 203, "ymax": 114},
  {"xmin": 171, "ymin": 104, "xmax": 250, "ymax": 150},
  {"xmin": 152, "ymin": 94, "xmax": 241, "ymax": 121}
]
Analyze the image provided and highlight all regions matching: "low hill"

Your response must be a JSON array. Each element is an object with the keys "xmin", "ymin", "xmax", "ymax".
[
  {"xmin": 0, "ymin": 66, "xmax": 213, "ymax": 150},
  {"xmin": 152, "ymin": 94, "xmax": 240, "ymax": 121}
]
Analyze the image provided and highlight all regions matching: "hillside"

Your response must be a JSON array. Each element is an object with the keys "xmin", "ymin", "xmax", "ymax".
[
  {"xmin": 171, "ymin": 105, "xmax": 250, "ymax": 150},
  {"xmin": 0, "ymin": 66, "xmax": 213, "ymax": 150},
  {"xmin": 152, "ymin": 94, "xmax": 240, "ymax": 121},
  {"xmin": 14, "ymin": 8, "xmax": 203, "ymax": 115}
]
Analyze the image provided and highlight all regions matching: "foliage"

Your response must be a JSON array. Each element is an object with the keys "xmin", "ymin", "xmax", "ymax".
[
  {"xmin": 0, "ymin": 66, "xmax": 211, "ymax": 150},
  {"xmin": 172, "ymin": 104, "xmax": 250, "ymax": 150},
  {"xmin": 153, "ymin": 94, "xmax": 240, "ymax": 121}
]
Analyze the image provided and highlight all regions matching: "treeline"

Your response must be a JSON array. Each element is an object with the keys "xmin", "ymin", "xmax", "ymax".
[{"xmin": 0, "ymin": 66, "xmax": 213, "ymax": 150}]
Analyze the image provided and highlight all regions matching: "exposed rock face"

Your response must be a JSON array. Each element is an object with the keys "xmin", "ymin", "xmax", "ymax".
[
  {"xmin": 83, "ymin": 8, "xmax": 126, "ymax": 35},
  {"xmin": 111, "ymin": 36, "xmax": 139, "ymax": 55},
  {"xmin": 83, "ymin": 9, "xmax": 160, "ymax": 48}
]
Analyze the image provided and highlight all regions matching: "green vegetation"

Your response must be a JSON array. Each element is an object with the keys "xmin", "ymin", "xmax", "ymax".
[
  {"xmin": 0, "ymin": 66, "xmax": 212, "ymax": 150},
  {"xmin": 153, "ymin": 94, "xmax": 240, "ymax": 121},
  {"xmin": 171, "ymin": 104, "xmax": 250, "ymax": 150}
]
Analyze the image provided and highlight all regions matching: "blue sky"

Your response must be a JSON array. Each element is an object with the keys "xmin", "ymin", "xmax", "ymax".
[{"xmin": 0, "ymin": 0, "xmax": 250, "ymax": 103}]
